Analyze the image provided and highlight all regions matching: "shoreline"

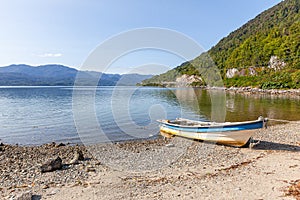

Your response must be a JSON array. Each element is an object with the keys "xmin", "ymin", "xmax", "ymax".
[
  {"xmin": 198, "ymin": 86, "xmax": 300, "ymax": 97},
  {"xmin": 1, "ymin": 121, "xmax": 299, "ymax": 199},
  {"xmin": 224, "ymin": 87, "xmax": 300, "ymax": 97},
  {"xmin": 141, "ymin": 84, "xmax": 300, "ymax": 97}
]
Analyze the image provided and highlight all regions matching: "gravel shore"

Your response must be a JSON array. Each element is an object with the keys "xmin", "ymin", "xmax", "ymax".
[
  {"xmin": 0, "ymin": 121, "xmax": 299, "ymax": 199},
  {"xmin": 225, "ymin": 87, "xmax": 300, "ymax": 97}
]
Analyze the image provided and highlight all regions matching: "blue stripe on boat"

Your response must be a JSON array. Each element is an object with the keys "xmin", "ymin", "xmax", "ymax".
[{"xmin": 162, "ymin": 121, "xmax": 264, "ymax": 133}]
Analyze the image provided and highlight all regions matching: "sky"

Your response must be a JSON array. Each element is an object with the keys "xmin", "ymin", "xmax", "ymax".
[{"xmin": 0, "ymin": 0, "xmax": 282, "ymax": 74}]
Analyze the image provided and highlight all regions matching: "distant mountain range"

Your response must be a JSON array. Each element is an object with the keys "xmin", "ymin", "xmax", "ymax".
[{"xmin": 0, "ymin": 64, "xmax": 153, "ymax": 86}]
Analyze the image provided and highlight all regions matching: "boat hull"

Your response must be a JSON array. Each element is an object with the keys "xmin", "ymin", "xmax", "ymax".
[
  {"xmin": 160, "ymin": 126, "xmax": 255, "ymax": 147},
  {"xmin": 158, "ymin": 117, "xmax": 267, "ymax": 147}
]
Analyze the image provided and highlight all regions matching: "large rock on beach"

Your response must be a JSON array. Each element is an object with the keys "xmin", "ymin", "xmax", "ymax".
[
  {"xmin": 40, "ymin": 156, "xmax": 63, "ymax": 173},
  {"xmin": 0, "ymin": 143, "xmax": 5, "ymax": 151},
  {"xmin": 55, "ymin": 142, "xmax": 66, "ymax": 147},
  {"xmin": 69, "ymin": 149, "xmax": 84, "ymax": 165},
  {"xmin": 76, "ymin": 149, "xmax": 84, "ymax": 161}
]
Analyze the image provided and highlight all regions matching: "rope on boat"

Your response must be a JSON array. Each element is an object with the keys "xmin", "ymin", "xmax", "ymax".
[{"xmin": 267, "ymin": 118, "xmax": 300, "ymax": 124}]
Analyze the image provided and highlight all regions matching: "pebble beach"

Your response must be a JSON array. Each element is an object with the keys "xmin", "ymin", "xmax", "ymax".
[{"xmin": 0, "ymin": 120, "xmax": 299, "ymax": 199}]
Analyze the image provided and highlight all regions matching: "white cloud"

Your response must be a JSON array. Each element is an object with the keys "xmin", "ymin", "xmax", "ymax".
[{"xmin": 37, "ymin": 53, "xmax": 63, "ymax": 58}]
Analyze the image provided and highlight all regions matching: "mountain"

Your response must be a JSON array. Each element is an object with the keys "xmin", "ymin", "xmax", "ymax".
[
  {"xmin": 142, "ymin": 0, "xmax": 300, "ymax": 89},
  {"xmin": 0, "ymin": 64, "xmax": 153, "ymax": 86}
]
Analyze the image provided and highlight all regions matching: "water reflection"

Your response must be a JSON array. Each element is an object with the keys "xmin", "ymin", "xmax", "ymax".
[
  {"xmin": 225, "ymin": 92, "xmax": 300, "ymax": 123},
  {"xmin": 155, "ymin": 88, "xmax": 300, "ymax": 123}
]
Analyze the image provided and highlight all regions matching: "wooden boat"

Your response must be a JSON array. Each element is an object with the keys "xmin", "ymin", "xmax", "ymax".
[{"xmin": 157, "ymin": 116, "xmax": 268, "ymax": 147}]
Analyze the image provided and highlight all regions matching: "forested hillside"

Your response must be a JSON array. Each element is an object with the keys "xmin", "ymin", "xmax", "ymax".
[{"xmin": 142, "ymin": 0, "xmax": 300, "ymax": 89}]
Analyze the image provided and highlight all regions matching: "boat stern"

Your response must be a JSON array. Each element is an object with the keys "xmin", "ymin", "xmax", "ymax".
[{"xmin": 258, "ymin": 116, "xmax": 268, "ymax": 129}]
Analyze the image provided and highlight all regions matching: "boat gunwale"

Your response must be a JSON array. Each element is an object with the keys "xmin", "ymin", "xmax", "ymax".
[{"xmin": 157, "ymin": 118, "xmax": 265, "ymax": 129}]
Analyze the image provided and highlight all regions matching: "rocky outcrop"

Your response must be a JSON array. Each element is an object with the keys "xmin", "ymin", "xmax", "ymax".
[
  {"xmin": 226, "ymin": 68, "xmax": 239, "ymax": 78},
  {"xmin": 226, "ymin": 56, "xmax": 286, "ymax": 78},
  {"xmin": 248, "ymin": 67, "xmax": 257, "ymax": 76},
  {"xmin": 268, "ymin": 56, "xmax": 286, "ymax": 71},
  {"xmin": 175, "ymin": 74, "xmax": 203, "ymax": 87},
  {"xmin": 226, "ymin": 67, "xmax": 258, "ymax": 78}
]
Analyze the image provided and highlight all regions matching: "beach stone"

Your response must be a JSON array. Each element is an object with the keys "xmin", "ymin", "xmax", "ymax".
[
  {"xmin": 0, "ymin": 143, "xmax": 4, "ymax": 151},
  {"xmin": 166, "ymin": 143, "xmax": 175, "ymax": 147},
  {"xmin": 55, "ymin": 143, "xmax": 66, "ymax": 147},
  {"xmin": 42, "ymin": 184, "xmax": 49, "ymax": 189},
  {"xmin": 69, "ymin": 149, "xmax": 84, "ymax": 165},
  {"xmin": 76, "ymin": 149, "xmax": 84, "ymax": 161},
  {"xmin": 69, "ymin": 158, "xmax": 79, "ymax": 165},
  {"xmin": 47, "ymin": 189, "xmax": 60, "ymax": 196},
  {"xmin": 15, "ymin": 191, "xmax": 32, "ymax": 200},
  {"xmin": 86, "ymin": 166, "xmax": 96, "ymax": 172},
  {"xmin": 40, "ymin": 156, "xmax": 63, "ymax": 173}
]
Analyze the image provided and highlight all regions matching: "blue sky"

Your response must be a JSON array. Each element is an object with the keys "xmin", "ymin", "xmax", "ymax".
[{"xmin": 0, "ymin": 0, "xmax": 282, "ymax": 74}]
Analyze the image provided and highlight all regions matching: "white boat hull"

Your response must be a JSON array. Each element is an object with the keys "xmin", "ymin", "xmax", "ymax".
[{"xmin": 160, "ymin": 126, "xmax": 256, "ymax": 147}]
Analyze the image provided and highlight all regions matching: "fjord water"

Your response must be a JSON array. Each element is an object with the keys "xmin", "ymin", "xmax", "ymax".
[{"xmin": 0, "ymin": 86, "xmax": 299, "ymax": 145}]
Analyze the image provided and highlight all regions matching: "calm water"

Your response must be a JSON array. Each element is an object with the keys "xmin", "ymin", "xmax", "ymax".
[{"xmin": 0, "ymin": 86, "xmax": 299, "ymax": 145}]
